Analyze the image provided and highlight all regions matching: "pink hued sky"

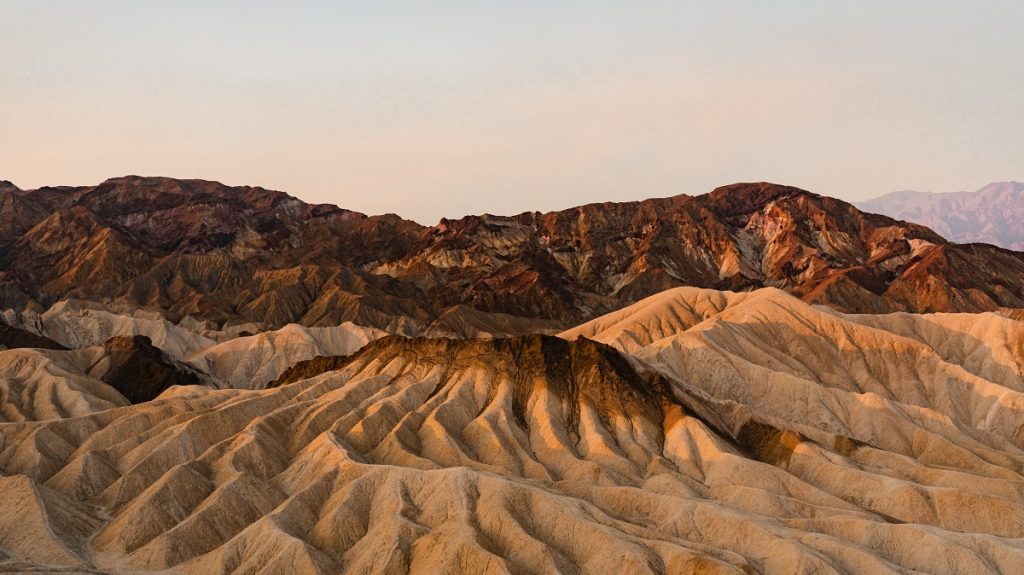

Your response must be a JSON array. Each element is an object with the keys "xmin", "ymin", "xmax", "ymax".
[{"xmin": 2, "ymin": 1, "xmax": 1022, "ymax": 224}]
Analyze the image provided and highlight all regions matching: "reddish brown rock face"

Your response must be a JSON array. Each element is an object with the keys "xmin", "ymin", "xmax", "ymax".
[{"xmin": 1, "ymin": 176, "xmax": 1023, "ymax": 329}]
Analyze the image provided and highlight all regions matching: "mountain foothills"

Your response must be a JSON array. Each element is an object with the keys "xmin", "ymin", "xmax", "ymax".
[
  {"xmin": 2, "ymin": 288, "xmax": 1024, "ymax": 573},
  {"xmin": 3, "ymin": 176, "xmax": 1024, "ymax": 574},
  {"xmin": 858, "ymin": 181, "xmax": 1024, "ymax": 250},
  {"xmin": 2, "ymin": 176, "xmax": 1024, "ymax": 337}
]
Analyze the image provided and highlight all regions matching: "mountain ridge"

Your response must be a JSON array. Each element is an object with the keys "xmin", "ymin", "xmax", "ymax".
[
  {"xmin": 3, "ymin": 176, "xmax": 1024, "ymax": 335},
  {"xmin": 858, "ymin": 181, "xmax": 1024, "ymax": 250}
]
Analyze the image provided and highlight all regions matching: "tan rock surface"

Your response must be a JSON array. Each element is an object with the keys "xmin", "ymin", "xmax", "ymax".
[
  {"xmin": 185, "ymin": 322, "xmax": 386, "ymax": 389},
  {"xmin": 1, "ymin": 307, "xmax": 1023, "ymax": 573},
  {"xmin": 0, "ymin": 347, "xmax": 129, "ymax": 422}
]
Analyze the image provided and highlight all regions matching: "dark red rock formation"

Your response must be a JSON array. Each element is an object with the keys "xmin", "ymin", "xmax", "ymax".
[{"xmin": 2, "ymin": 176, "xmax": 1023, "ymax": 329}]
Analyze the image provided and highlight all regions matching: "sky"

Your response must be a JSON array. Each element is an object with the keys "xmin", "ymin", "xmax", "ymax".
[{"xmin": 2, "ymin": 1, "xmax": 1022, "ymax": 224}]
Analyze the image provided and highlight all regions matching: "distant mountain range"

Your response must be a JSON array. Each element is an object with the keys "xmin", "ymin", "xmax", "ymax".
[
  {"xmin": 3, "ymin": 176, "xmax": 1024, "ymax": 338},
  {"xmin": 858, "ymin": 181, "xmax": 1024, "ymax": 250}
]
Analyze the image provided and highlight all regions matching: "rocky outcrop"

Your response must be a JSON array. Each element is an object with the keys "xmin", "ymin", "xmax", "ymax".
[
  {"xmin": 266, "ymin": 354, "xmax": 357, "ymax": 388},
  {"xmin": 98, "ymin": 335, "xmax": 202, "ymax": 403},
  {"xmin": 4, "ymin": 174, "xmax": 1024, "ymax": 573}
]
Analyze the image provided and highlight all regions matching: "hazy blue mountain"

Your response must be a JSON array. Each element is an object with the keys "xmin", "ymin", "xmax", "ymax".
[{"xmin": 859, "ymin": 182, "xmax": 1024, "ymax": 250}]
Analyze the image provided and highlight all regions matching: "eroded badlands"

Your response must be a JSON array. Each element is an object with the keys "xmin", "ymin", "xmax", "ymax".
[{"xmin": 1, "ymin": 288, "xmax": 1023, "ymax": 573}]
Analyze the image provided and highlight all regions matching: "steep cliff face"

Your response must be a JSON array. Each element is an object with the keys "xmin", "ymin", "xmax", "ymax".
[{"xmin": 2, "ymin": 177, "xmax": 1024, "ymax": 331}]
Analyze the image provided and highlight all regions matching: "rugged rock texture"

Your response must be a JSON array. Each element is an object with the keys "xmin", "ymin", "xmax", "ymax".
[
  {"xmin": 859, "ymin": 181, "xmax": 1024, "ymax": 250},
  {"xmin": 0, "ymin": 176, "xmax": 427, "ymax": 331},
  {"xmin": 2, "ymin": 303, "xmax": 391, "ymax": 395},
  {"xmin": 3, "ymin": 176, "xmax": 1024, "ymax": 333},
  {"xmin": 0, "ymin": 331, "xmax": 212, "ymax": 421},
  {"xmin": 422, "ymin": 306, "xmax": 566, "ymax": 339},
  {"xmin": 3, "ymin": 290, "xmax": 1024, "ymax": 572},
  {"xmin": 566, "ymin": 287, "xmax": 1024, "ymax": 488},
  {"xmin": 3, "ymin": 298, "xmax": 223, "ymax": 358},
  {"xmin": 0, "ymin": 346, "xmax": 131, "ymax": 422}
]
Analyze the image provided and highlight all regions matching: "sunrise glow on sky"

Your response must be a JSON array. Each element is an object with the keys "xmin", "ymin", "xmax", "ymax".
[{"xmin": 2, "ymin": 1, "xmax": 1021, "ymax": 223}]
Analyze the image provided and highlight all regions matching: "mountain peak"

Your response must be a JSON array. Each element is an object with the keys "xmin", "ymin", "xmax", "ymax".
[
  {"xmin": 270, "ymin": 333, "xmax": 667, "ymax": 427},
  {"xmin": 858, "ymin": 181, "xmax": 1024, "ymax": 250},
  {"xmin": 709, "ymin": 181, "xmax": 815, "ymax": 198},
  {"xmin": 704, "ymin": 182, "xmax": 818, "ymax": 216}
]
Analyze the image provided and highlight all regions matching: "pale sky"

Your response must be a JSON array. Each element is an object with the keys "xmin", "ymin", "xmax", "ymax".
[{"xmin": 2, "ymin": 1, "xmax": 1021, "ymax": 224}]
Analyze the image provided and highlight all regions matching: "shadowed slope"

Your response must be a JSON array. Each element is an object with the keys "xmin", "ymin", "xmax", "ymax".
[
  {"xmin": 99, "ymin": 336, "xmax": 202, "ymax": 404},
  {"xmin": 0, "ymin": 334, "xmax": 207, "ymax": 422},
  {"xmin": 567, "ymin": 287, "xmax": 1024, "ymax": 449},
  {"xmin": 0, "ymin": 323, "xmax": 66, "ymax": 351}
]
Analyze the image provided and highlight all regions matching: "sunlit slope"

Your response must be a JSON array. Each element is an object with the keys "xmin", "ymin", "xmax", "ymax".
[
  {"xmin": 1, "ymin": 333, "xmax": 1022, "ymax": 573},
  {"xmin": 567, "ymin": 287, "xmax": 1024, "ymax": 544},
  {"xmin": 0, "ymin": 335, "xmax": 203, "ymax": 422},
  {"xmin": 0, "ymin": 347, "xmax": 129, "ymax": 422}
]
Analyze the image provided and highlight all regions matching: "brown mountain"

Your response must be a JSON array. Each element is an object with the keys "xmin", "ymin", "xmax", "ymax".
[{"xmin": 2, "ymin": 176, "xmax": 1023, "ymax": 331}]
